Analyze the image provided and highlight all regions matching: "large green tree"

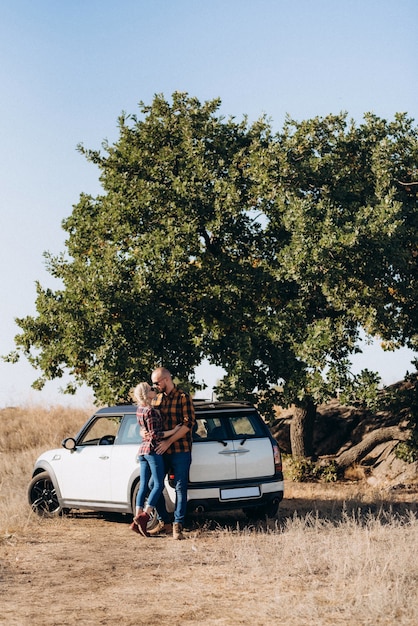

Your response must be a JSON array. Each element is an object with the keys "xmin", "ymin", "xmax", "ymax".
[
  {"xmin": 214, "ymin": 112, "xmax": 418, "ymax": 455},
  {"xmin": 8, "ymin": 93, "xmax": 277, "ymax": 404},
  {"xmin": 6, "ymin": 94, "xmax": 417, "ymax": 458}
]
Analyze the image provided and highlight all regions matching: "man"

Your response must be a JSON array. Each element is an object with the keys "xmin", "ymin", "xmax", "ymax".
[{"xmin": 149, "ymin": 367, "xmax": 195, "ymax": 540}]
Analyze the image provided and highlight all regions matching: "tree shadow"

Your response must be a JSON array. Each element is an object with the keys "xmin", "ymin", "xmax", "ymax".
[
  {"xmin": 184, "ymin": 489, "xmax": 418, "ymax": 531},
  {"xmin": 64, "ymin": 486, "xmax": 418, "ymax": 530},
  {"xmin": 277, "ymin": 494, "xmax": 418, "ymax": 527}
]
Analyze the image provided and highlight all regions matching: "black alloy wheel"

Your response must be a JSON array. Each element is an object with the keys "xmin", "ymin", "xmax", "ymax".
[{"xmin": 28, "ymin": 471, "xmax": 62, "ymax": 516}]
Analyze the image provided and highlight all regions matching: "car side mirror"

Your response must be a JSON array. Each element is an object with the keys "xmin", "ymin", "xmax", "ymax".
[{"xmin": 62, "ymin": 437, "xmax": 77, "ymax": 451}]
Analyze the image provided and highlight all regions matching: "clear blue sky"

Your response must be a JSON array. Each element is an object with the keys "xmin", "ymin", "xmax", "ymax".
[{"xmin": 1, "ymin": 0, "xmax": 417, "ymax": 407}]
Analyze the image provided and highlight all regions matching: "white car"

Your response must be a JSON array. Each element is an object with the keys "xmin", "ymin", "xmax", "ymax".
[{"xmin": 28, "ymin": 401, "xmax": 284, "ymax": 523}]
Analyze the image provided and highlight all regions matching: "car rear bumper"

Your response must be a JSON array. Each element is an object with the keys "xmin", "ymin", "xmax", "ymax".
[{"xmin": 186, "ymin": 478, "xmax": 284, "ymax": 514}]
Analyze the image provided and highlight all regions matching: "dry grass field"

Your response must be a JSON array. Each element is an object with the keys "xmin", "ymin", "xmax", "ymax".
[{"xmin": 1, "ymin": 405, "xmax": 418, "ymax": 626}]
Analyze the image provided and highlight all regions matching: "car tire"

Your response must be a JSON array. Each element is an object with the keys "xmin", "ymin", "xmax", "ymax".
[{"xmin": 28, "ymin": 471, "xmax": 62, "ymax": 517}]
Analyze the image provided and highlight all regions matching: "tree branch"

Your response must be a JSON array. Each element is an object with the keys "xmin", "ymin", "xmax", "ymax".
[
  {"xmin": 336, "ymin": 426, "xmax": 410, "ymax": 469},
  {"xmin": 397, "ymin": 180, "xmax": 418, "ymax": 186}
]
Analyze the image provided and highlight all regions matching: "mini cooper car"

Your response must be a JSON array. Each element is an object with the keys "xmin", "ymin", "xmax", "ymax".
[{"xmin": 28, "ymin": 400, "xmax": 284, "ymax": 523}]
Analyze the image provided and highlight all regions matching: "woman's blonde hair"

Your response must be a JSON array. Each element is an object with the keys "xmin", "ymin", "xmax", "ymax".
[{"xmin": 133, "ymin": 382, "xmax": 151, "ymax": 406}]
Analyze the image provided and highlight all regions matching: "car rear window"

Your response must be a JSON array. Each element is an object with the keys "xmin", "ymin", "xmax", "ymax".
[{"xmin": 193, "ymin": 411, "xmax": 266, "ymax": 441}]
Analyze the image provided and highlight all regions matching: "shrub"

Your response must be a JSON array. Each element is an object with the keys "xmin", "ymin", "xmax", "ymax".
[{"xmin": 284, "ymin": 454, "xmax": 339, "ymax": 482}]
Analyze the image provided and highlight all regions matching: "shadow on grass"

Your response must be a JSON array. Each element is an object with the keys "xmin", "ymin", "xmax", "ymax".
[
  {"xmin": 64, "ymin": 486, "xmax": 418, "ymax": 531},
  {"xmin": 188, "ymin": 488, "xmax": 418, "ymax": 530},
  {"xmin": 277, "ymin": 495, "xmax": 418, "ymax": 526}
]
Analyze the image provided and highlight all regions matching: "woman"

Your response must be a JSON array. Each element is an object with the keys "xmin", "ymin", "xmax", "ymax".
[{"xmin": 130, "ymin": 382, "xmax": 178, "ymax": 537}]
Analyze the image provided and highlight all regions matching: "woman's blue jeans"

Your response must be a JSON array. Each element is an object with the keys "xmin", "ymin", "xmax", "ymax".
[{"xmin": 136, "ymin": 452, "xmax": 165, "ymax": 510}]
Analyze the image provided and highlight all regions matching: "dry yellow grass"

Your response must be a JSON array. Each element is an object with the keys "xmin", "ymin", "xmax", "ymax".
[
  {"xmin": 1, "ymin": 405, "xmax": 417, "ymax": 625},
  {"xmin": 0, "ymin": 404, "xmax": 93, "ymax": 531},
  {"xmin": 0, "ymin": 404, "xmax": 93, "ymax": 452}
]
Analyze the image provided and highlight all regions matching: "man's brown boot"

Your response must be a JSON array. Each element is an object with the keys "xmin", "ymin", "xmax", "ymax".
[
  {"xmin": 173, "ymin": 522, "xmax": 184, "ymax": 540},
  {"xmin": 148, "ymin": 520, "xmax": 173, "ymax": 536}
]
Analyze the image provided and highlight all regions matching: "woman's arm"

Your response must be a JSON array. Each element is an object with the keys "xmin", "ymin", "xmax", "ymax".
[
  {"xmin": 140, "ymin": 422, "xmax": 182, "ymax": 441},
  {"xmin": 155, "ymin": 424, "xmax": 190, "ymax": 454},
  {"xmin": 161, "ymin": 424, "xmax": 182, "ymax": 438}
]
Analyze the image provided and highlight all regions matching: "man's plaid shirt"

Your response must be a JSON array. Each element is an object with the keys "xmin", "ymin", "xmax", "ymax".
[{"xmin": 153, "ymin": 386, "xmax": 196, "ymax": 454}]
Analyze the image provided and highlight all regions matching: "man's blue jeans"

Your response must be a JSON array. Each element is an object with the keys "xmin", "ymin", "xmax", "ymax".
[
  {"xmin": 136, "ymin": 453, "xmax": 165, "ymax": 509},
  {"xmin": 153, "ymin": 451, "xmax": 192, "ymax": 525}
]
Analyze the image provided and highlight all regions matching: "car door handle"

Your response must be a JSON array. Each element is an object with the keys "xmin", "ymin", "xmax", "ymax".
[
  {"xmin": 218, "ymin": 449, "xmax": 249, "ymax": 455},
  {"xmin": 99, "ymin": 455, "xmax": 110, "ymax": 460}
]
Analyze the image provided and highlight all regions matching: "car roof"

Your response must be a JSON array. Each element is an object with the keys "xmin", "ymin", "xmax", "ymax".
[{"xmin": 95, "ymin": 400, "xmax": 255, "ymax": 416}]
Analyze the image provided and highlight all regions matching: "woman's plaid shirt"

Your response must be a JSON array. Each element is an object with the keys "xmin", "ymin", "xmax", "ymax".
[
  {"xmin": 136, "ymin": 405, "xmax": 163, "ymax": 455},
  {"xmin": 153, "ymin": 386, "xmax": 196, "ymax": 454}
]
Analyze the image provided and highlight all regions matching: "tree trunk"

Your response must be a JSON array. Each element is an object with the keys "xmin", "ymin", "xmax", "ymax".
[
  {"xmin": 290, "ymin": 398, "xmax": 316, "ymax": 458},
  {"xmin": 336, "ymin": 426, "xmax": 410, "ymax": 469}
]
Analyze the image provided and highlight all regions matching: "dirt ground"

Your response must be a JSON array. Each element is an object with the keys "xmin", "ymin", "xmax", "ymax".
[{"xmin": 1, "ymin": 483, "xmax": 417, "ymax": 626}]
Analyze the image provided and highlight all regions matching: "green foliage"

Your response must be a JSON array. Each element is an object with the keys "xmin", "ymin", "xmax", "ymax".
[
  {"xmin": 396, "ymin": 441, "xmax": 418, "ymax": 464},
  {"xmin": 5, "ymin": 93, "xmax": 275, "ymax": 404},
  {"xmin": 284, "ymin": 455, "xmax": 339, "ymax": 482},
  {"xmin": 214, "ymin": 111, "xmax": 418, "ymax": 420},
  {"xmin": 337, "ymin": 369, "xmax": 382, "ymax": 411},
  {"xmin": 3, "ymin": 93, "xmax": 418, "ymax": 411}
]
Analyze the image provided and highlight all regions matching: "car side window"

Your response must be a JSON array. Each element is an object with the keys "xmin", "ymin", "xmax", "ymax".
[
  {"xmin": 78, "ymin": 416, "xmax": 122, "ymax": 446},
  {"xmin": 193, "ymin": 417, "xmax": 228, "ymax": 441},
  {"xmin": 115, "ymin": 414, "xmax": 141, "ymax": 445}
]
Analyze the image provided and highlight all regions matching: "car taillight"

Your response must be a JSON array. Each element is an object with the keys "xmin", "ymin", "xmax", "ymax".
[{"xmin": 272, "ymin": 442, "xmax": 282, "ymax": 473}]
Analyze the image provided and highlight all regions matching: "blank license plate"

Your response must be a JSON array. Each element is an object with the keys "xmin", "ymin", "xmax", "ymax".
[{"xmin": 220, "ymin": 486, "xmax": 261, "ymax": 501}]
